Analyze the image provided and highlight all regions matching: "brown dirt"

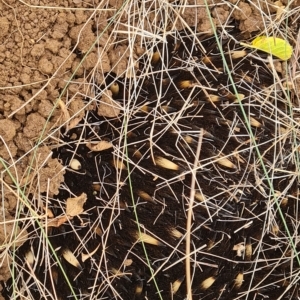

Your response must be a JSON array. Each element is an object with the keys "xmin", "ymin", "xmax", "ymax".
[{"xmin": 0, "ymin": 0, "xmax": 298, "ymax": 298}]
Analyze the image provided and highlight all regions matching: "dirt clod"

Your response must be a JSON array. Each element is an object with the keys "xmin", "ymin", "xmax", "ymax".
[
  {"xmin": 0, "ymin": 17, "xmax": 9, "ymax": 38},
  {"xmin": 0, "ymin": 119, "xmax": 16, "ymax": 142}
]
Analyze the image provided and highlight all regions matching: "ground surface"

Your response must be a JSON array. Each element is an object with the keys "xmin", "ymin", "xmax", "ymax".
[{"xmin": 0, "ymin": 0, "xmax": 299, "ymax": 299}]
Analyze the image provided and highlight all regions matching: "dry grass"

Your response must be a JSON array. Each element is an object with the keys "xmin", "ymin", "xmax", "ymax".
[{"xmin": 1, "ymin": 0, "xmax": 300, "ymax": 299}]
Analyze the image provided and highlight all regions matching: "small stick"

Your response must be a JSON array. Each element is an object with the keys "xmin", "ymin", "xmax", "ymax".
[{"xmin": 186, "ymin": 128, "xmax": 203, "ymax": 300}]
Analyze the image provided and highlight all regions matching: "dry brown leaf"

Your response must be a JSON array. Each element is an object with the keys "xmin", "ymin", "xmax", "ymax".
[
  {"xmin": 43, "ymin": 206, "xmax": 54, "ymax": 218},
  {"xmin": 66, "ymin": 193, "xmax": 87, "ymax": 217},
  {"xmin": 45, "ymin": 193, "xmax": 87, "ymax": 228},
  {"xmin": 86, "ymin": 141, "xmax": 113, "ymax": 152},
  {"xmin": 57, "ymin": 98, "xmax": 85, "ymax": 132},
  {"xmin": 46, "ymin": 215, "xmax": 68, "ymax": 228}
]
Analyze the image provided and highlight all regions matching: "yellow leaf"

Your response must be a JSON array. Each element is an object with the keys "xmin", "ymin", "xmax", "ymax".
[{"xmin": 241, "ymin": 36, "xmax": 293, "ymax": 60}]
